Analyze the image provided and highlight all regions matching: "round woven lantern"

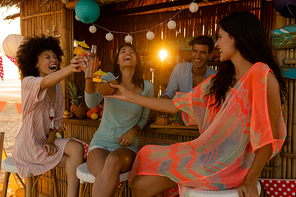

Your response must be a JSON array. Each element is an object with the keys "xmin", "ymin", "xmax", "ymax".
[
  {"xmin": 273, "ymin": 0, "xmax": 296, "ymax": 18},
  {"xmin": 75, "ymin": 0, "xmax": 100, "ymax": 24},
  {"xmin": 2, "ymin": 34, "xmax": 24, "ymax": 58}
]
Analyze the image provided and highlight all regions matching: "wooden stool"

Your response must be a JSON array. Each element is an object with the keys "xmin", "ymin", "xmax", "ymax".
[
  {"xmin": 76, "ymin": 162, "xmax": 131, "ymax": 197},
  {"xmin": 183, "ymin": 181, "xmax": 261, "ymax": 197},
  {"xmin": 1, "ymin": 156, "xmax": 60, "ymax": 197}
]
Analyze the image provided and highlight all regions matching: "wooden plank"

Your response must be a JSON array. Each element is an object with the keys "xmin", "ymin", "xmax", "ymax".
[
  {"xmin": 63, "ymin": 118, "xmax": 100, "ymax": 126},
  {"xmin": 150, "ymin": 122, "xmax": 198, "ymax": 130},
  {"xmin": 280, "ymin": 152, "xmax": 296, "ymax": 159},
  {"xmin": 283, "ymin": 58, "xmax": 296, "ymax": 64}
]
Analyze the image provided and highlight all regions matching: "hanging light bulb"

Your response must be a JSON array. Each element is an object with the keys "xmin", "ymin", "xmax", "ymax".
[
  {"xmin": 146, "ymin": 31, "xmax": 155, "ymax": 40},
  {"xmin": 167, "ymin": 20, "xmax": 176, "ymax": 29},
  {"xmin": 189, "ymin": 2, "xmax": 199, "ymax": 13},
  {"xmin": 125, "ymin": 34, "xmax": 133, "ymax": 43},
  {"xmin": 89, "ymin": 25, "xmax": 97, "ymax": 33},
  {"xmin": 105, "ymin": 32, "xmax": 113, "ymax": 41}
]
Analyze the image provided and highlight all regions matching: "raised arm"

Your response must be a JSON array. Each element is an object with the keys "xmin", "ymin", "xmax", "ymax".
[
  {"xmin": 40, "ymin": 56, "xmax": 83, "ymax": 90},
  {"xmin": 105, "ymin": 83, "xmax": 180, "ymax": 114}
]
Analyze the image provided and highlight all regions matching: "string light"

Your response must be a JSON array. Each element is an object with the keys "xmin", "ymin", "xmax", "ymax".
[
  {"xmin": 89, "ymin": 25, "xmax": 97, "ymax": 33},
  {"xmin": 125, "ymin": 34, "xmax": 133, "ymax": 43},
  {"xmin": 146, "ymin": 31, "xmax": 155, "ymax": 40},
  {"xmin": 85, "ymin": 0, "xmax": 197, "ymax": 42},
  {"xmin": 189, "ymin": 2, "xmax": 199, "ymax": 13},
  {"xmin": 105, "ymin": 32, "xmax": 113, "ymax": 41},
  {"xmin": 167, "ymin": 20, "xmax": 177, "ymax": 29}
]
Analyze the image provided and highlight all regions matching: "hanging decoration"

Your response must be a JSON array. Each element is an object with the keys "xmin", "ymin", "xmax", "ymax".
[
  {"xmin": 75, "ymin": 15, "xmax": 80, "ymax": 21},
  {"xmin": 2, "ymin": 34, "xmax": 24, "ymax": 59},
  {"xmin": 125, "ymin": 34, "xmax": 133, "ymax": 43},
  {"xmin": 89, "ymin": 25, "xmax": 97, "ymax": 33},
  {"xmin": 105, "ymin": 32, "xmax": 114, "ymax": 41},
  {"xmin": 0, "ymin": 101, "xmax": 22, "ymax": 114},
  {"xmin": 79, "ymin": 0, "xmax": 198, "ymax": 42},
  {"xmin": 146, "ymin": 31, "xmax": 155, "ymax": 40},
  {"xmin": 75, "ymin": 0, "xmax": 100, "ymax": 24},
  {"xmin": 167, "ymin": 20, "xmax": 177, "ymax": 29},
  {"xmin": 189, "ymin": 2, "xmax": 199, "ymax": 13},
  {"xmin": 5, "ymin": 55, "xmax": 18, "ymax": 67}
]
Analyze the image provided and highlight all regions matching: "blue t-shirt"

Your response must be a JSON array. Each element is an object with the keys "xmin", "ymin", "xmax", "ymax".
[
  {"xmin": 162, "ymin": 62, "xmax": 217, "ymax": 99},
  {"xmin": 85, "ymin": 75, "xmax": 154, "ymax": 152}
]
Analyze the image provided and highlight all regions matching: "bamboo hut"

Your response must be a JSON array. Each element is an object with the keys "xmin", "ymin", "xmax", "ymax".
[{"xmin": 0, "ymin": 0, "xmax": 295, "ymax": 196}]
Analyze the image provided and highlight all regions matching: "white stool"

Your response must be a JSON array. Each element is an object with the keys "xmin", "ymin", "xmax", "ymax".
[
  {"xmin": 76, "ymin": 162, "xmax": 131, "ymax": 197},
  {"xmin": 184, "ymin": 180, "xmax": 261, "ymax": 197},
  {"xmin": 1, "ymin": 156, "xmax": 59, "ymax": 197}
]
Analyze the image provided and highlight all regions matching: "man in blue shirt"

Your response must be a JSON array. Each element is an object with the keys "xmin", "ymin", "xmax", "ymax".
[{"xmin": 162, "ymin": 35, "xmax": 217, "ymax": 99}]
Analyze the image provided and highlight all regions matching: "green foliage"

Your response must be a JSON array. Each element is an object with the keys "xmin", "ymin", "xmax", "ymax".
[{"xmin": 66, "ymin": 80, "xmax": 83, "ymax": 106}]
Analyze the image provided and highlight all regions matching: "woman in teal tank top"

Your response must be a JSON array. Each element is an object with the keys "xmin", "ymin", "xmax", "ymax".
[{"xmin": 84, "ymin": 44, "xmax": 154, "ymax": 196}]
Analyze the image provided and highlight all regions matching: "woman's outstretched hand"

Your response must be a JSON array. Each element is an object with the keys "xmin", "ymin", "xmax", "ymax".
[
  {"xmin": 238, "ymin": 180, "xmax": 259, "ymax": 197},
  {"xmin": 103, "ymin": 83, "xmax": 132, "ymax": 102}
]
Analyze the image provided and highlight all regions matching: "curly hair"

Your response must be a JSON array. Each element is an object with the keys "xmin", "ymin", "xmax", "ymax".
[
  {"xmin": 209, "ymin": 11, "xmax": 287, "ymax": 107},
  {"xmin": 17, "ymin": 34, "xmax": 64, "ymax": 80},
  {"xmin": 189, "ymin": 35, "xmax": 215, "ymax": 54},
  {"xmin": 113, "ymin": 44, "xmax": 144, "ymax": 89}
]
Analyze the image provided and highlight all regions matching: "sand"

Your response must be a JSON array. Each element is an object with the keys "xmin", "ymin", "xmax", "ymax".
[{"xmin": 0, "ymin": 78, "xmax": 22, "ymax": 196}]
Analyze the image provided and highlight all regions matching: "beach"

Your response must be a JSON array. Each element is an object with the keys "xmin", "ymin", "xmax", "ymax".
[
  {"xmin": 0, "ymin": 78, "xmax": 22, "ymax": 156},
  {"xmin": 0, "ymin": 77, "xmax": 22, "ymax": 196}
]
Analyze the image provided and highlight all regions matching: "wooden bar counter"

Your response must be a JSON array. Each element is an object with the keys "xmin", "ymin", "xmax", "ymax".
[{"xmin": 37, "ymin": 118, "xmax": 199, "ymax": 197}]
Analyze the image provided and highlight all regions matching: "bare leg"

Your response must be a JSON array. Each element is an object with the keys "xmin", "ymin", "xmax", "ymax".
[
  {"xmin": 57, "ymin": 140, "xmax": 84, "ymax": 197},
  {"xmin": 87, "ymin": 148, "xmax": 110, "ymax": 176},
  {"xmin": 132, "ymin": 175, "xmax": 177, "ymax": 197},
  {"xmin": 90, "ymin": 148, "xmax": 136, "ymax": 197}
]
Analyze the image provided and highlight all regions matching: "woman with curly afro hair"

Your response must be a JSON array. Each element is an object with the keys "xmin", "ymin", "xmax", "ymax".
[{"xmin": 12, "ymin": 35, "xmax": 85, "ymax": 197}]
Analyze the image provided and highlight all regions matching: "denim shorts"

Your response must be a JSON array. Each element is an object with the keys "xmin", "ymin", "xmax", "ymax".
[{"xmin": 87, "ymin": 145, "xmax": 137, "ymax": 156}]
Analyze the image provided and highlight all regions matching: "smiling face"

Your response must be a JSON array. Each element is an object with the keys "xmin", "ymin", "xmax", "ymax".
[
  {"xmin": 36, "ymin": 50, "xmax": 58, "ymax": 77},
  {"xmin": 191, "ymin": 44, "xmax": 211, "ymax": 69},
  {"xmin": 215, "ymin": 27, "xmax": 237, "ymax": 62},
  {"xmin": 117, "ymin": 46, "xmax": 137, "ymax": 69}
]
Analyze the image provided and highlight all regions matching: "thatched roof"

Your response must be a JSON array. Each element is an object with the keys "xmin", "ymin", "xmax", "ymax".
[{"xmin": 0, "ymin": 0, "xmax": 130, "ymax": 8}]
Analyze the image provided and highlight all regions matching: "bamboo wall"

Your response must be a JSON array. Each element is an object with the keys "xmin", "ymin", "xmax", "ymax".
[{"xmin": 275, "ymin": 14, "xmax": 296, "ymax": 180}]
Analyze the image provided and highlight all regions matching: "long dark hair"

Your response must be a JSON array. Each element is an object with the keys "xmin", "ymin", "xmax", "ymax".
[
  {"xmin": 113, "ymin": 44, "xmax": 144, "ymax": 89},
  {"xmin": 17, "ymin": 34, "xmax": 63, "ymax": 80},
  {"xmin": 209, "ymin": 11, "xmax": 287, "ymax": 107}
]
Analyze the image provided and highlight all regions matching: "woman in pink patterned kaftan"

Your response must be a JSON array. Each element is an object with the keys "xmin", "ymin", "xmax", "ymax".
[
  {"xmin": 105, "ymin": 11, "xmax": 287, "ymax": 197},
  {"xmin": 12, "ymin": 35, "xmax": 85, "ymax": 197}
]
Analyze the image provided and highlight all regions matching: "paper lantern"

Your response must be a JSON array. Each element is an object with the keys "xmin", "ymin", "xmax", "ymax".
[
  {"xmin": 146, "ymin": 31, "xmax": 155, "ymax": 40},
  {"xmin": 75, "ymin": 15, "xmax": 80, "ymax": 21},
  {"xmin": 75, "ymin": 0, "xmax": 100, "ymax": 24},
  {"xmin": 125, "ymin": 35, "xmax": 133, "ymax": 43},
  {"xmin": 167, "ymin": 20, "xmax": 176, "ymax": 29},
  {"xmin": 2, "ymin": 34, "xmax": 24, "ymax": 58},
  {"xmin": 273, "ymin": 0, "xmax": 296, "ymax": 18},
  {"xmin": 105, "ymin": 32, "xmax": 113, "ymax": 41},
  {"xmin": 189, "ymin": 3, "xmax": 199, "ymax": 13},
  {"xmin": 89, "ymin": 25, "xmax": 97, "ymax": 33}
]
